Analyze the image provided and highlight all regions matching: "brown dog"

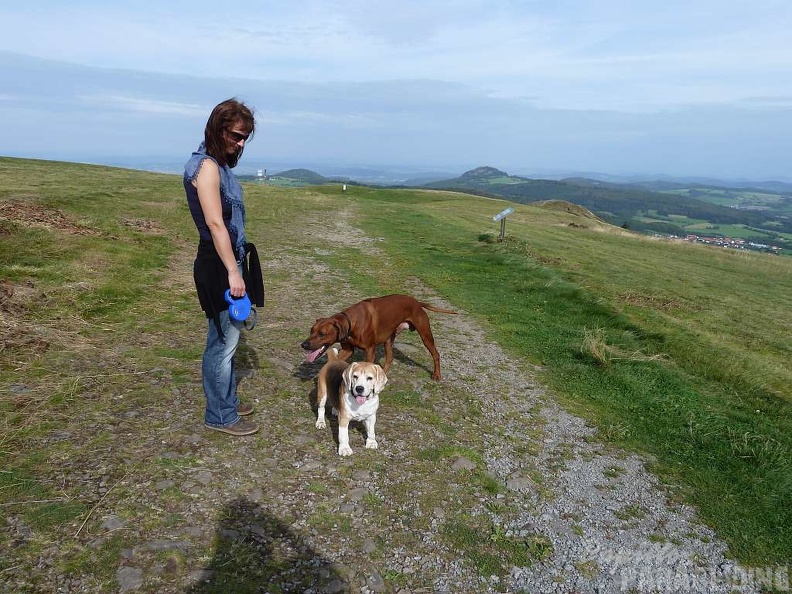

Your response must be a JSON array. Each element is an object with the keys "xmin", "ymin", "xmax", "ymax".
[
  {"xmin": 316, "ymin": 348, "xmax": 387, "ymax": 456},
  {"xmin": 301, "ymin": 294, "xmax": 457, "ymax": 380}
]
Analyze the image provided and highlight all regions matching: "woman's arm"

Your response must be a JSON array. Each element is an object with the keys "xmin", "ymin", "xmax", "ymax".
[{"xmin": 194, "ymin": 159, "xmax": 246, "ymax": 297}]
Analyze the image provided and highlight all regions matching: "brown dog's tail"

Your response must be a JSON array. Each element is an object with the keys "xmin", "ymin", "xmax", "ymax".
[{"xmin": 419, "ymin": 302, "xmax": 458, "ymax": 315}]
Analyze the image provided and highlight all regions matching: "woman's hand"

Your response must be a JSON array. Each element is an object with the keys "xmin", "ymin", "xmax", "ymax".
[{"xmin": 228, "ymin": 268, "xmax": 246, "ymax": 298}]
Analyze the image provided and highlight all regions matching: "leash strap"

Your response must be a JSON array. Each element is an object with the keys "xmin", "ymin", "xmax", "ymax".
[{"xmin": 243, "ymin": 308, "xmax": 258, "ymax": 331}]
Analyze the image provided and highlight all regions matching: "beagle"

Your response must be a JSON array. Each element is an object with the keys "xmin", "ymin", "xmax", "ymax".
[{"xmin": 315, "ymin": 348, "xmax": 388, "ymax": 456}]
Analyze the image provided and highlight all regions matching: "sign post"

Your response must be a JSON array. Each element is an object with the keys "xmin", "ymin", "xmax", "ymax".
[{"xmin": 492, "ymin": 207, "xmax": 515, "ymax": 241}]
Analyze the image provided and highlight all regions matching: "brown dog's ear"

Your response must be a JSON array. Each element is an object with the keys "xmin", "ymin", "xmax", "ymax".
[
  {"xmin": 333, "ymin": 318, "xmax": 349, "ymax": 342},
  {"xmin": 332, "ymin": 320, "xmax": 343, "ymax": 342},
  {"xmin": 373, "ymin": 365, "xmax": 388, "ymax": 394}
]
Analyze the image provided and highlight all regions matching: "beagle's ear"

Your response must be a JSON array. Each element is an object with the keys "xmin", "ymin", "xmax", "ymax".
[
  {"xmin": 373, "ymin": 365, "xmax": 388, "ymax": 394},
  {"xmin": 342, "ymin": 362, "xmax": 358, "ymax": 387}
]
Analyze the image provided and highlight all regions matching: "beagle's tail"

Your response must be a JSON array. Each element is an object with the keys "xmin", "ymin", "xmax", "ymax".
[{"xmin": 326, "ymin": 347, "xmax": 340, "ymax": 361}]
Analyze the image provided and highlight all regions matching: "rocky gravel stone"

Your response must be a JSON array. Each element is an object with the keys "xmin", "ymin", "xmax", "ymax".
[{"xmin": 116, "ymin": 566, "xmax": 144, "ymax": 592}]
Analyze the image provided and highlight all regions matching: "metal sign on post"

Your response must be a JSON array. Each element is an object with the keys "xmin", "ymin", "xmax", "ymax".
[{"xmin": 492, "ymin": 207, "xmax": 515, "ymax": 241}]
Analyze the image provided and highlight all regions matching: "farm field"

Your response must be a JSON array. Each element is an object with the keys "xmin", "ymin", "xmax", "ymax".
[{"xmin": 663, "ymin": 187, "xmax": 792, "ymax": 211}]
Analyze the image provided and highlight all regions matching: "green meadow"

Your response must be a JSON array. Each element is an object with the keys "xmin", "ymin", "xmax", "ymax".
[
  {"xmin": 683, "ymin": 223, "xmax": 779, "ymax": 239},
  {"xmin": 636, "ymin": 210, "xmax": 792, "ymax": 244},
  {"xmin": 1, "ymin": 157, "xmax": 790, "ymax": 570}
]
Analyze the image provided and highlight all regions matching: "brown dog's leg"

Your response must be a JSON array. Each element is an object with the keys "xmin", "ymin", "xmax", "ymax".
[
  {"xmin": 364, "ymin": 345, "xmax": 379, "ymax": 369},
  {"xmin": 423, "ymin": 340, "xmax": 442, "ymax": 380},
  {"xmin": 413, "ymin": 314, "xmax": 442, "ymax": 380},
  {"xmin": 337, "ymin": 344, "xmax": 355, "ymax": 361},
  {"xmin": 382, "ymin": 338, "xmax": 395, "ymax": 374}
]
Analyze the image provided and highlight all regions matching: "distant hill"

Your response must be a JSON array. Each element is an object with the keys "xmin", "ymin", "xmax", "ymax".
[
  {"xmin": 401, "ymin": 172, "xmax": 459, "ymax": 186},
  {"xmin": 567, "ymin": 177, "xmax": 792, "ymax": 196},
  {"xmin": 423, "ymin": 167, "xmax": 792, "ymax": 237},
  {"xmin": 272, "ymin": 168, "xmax": 331, "ymax": 184},
  {"xmin": 515, "ymin": 170, "xmax": 792, "ymax": 193},
  {"xmin": 630, "ymin": 178, "xmax": 792, "ymax": 194},
  {"xmin": 459, "ymin": 166, "xmax": 510, "ymax": 180}
]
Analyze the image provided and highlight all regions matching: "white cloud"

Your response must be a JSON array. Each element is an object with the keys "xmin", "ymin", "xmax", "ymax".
[
  {"xmin": 78, "ymin": 94, "xmax": 208, "ymax": 117},
  {"xmin": 3, "ymin": 1, "xmax": 791, "ymax": 112}
]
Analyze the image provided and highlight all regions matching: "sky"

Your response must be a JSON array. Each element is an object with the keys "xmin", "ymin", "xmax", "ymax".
[{"xmin": 1, "ymin": 0, "xmax": 791, "ymax": 181}]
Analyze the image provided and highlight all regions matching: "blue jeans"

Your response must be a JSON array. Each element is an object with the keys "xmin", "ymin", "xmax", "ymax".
[{"xmin": 202, "ymin": 310, "xmax": 243, "ymax": 427}]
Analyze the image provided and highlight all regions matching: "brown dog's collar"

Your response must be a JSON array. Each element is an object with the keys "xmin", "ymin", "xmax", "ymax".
[{"xmin": 340, "ymin": 311, "xmax": 353, "ymax": 341}]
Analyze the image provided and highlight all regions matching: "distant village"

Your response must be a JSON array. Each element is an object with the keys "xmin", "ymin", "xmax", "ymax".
[{"xmin": 678, "ymin": 234, "xmax": 783, "ymax": 254}]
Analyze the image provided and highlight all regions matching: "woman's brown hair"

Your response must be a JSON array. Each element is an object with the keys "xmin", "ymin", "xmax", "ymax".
[{"xmin": 203, "ymin": 98, "xmax": 256, "ymax": 167}]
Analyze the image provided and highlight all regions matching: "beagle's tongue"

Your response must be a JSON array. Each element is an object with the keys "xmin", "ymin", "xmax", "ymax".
[{"xmin": 356, "ymin": 395, "xmax": 367, "ymax": 405}]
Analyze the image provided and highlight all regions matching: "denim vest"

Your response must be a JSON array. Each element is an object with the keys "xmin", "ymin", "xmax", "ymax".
[{"xmin": 183, "ymin": 142, "xmax": 247, "ymax": 263}]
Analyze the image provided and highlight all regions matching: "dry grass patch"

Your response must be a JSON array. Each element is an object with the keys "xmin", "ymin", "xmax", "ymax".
[
  {"xmin": 0, "ymin": 200, "xmax": 101, "ymax": 236},
  {"xmin": 581, "ymin": 327, "xmax": 668, "ymax": 367}
]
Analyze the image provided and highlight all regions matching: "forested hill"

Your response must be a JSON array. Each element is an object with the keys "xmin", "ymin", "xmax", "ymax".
[
  {"xmin": 270, "ymin": 168, "xmax": 331, "ymax": 184},
  {"xmin": 422, "ymin": 167, "xmax": 791, "ymax": 234}
]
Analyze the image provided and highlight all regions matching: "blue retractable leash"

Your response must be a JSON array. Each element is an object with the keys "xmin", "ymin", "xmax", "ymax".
[{"xmin": 224, "ymin": 289, "xmax": 258, "ymax": 330}]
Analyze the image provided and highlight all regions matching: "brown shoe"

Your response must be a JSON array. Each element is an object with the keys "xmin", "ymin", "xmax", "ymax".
[
  {"xmin": 237, "ymin": 402, "xmax": 254, "ymax": 416},
  {"xmin": 205, "ymin": 418, "xmax": 259, "ymax": 436}
]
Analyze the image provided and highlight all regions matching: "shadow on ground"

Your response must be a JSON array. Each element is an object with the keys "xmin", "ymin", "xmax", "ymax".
[
  {"xmin": 235, "ymin": 333, "xmax": 260, "ymax": 383},
  {"xmin": 185, "ymin": 497, "xmax": 347, "ymax": 593}
]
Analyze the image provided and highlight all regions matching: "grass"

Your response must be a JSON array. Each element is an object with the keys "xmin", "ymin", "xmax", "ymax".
[
  {"xmin": 1, "ymin": 156, "xmax": 791, "ymax": 582},
  {"xmin": 442, "ymin": 517, "xmax": 554, "ymax": 576},
  {"xmin": 0, "ymin": 158, "xmax": 200, "ymax": 590}
]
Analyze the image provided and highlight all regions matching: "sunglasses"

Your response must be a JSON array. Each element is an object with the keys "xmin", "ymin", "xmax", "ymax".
[{"xmin": 227, "ymin": 130, "xmax": 250, "ymax": 143}]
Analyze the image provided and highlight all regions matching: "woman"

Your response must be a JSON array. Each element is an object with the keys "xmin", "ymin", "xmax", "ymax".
[{"xmin": 184, "ymin": 98, "xmax": 264, "ymax": 436}]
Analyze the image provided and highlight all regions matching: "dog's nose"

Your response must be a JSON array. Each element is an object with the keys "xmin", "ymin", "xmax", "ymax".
[
  {"xmin": 300, "ymin": 340, "xmax": 308, "ymax": 349},
  {"xmin": 355, "ymin": 385, "xmax": 365, "ymax": 394}
]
